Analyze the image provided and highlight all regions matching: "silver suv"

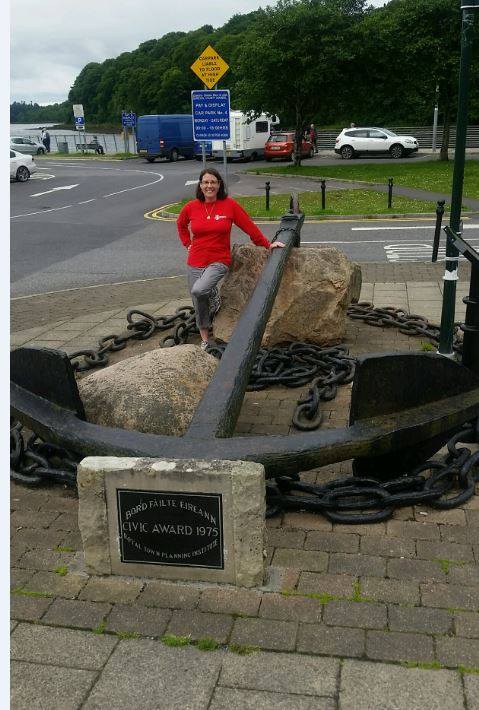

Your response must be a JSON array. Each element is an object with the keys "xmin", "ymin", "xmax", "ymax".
[
  {"xmin": 334, "ymin": 127, "xmax": 418, "ymax": 159},
  {"xmin": 10, "ymin": 136, "xmax": 45, "ymax": 155}
]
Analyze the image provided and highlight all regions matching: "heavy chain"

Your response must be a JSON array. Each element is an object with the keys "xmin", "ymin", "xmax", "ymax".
[
  {"xmin": 10, "ymin": 421, "xmax": 78, "ymax": 487},
  {"xmin": 266, "ymin": 422, "xmax": 479, "ymax": 522},
  {"xmin": 347, "ymin": 302, "xmax": 463, "ymax": 353}
]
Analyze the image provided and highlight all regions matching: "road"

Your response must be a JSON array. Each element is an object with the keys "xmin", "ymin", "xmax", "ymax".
[{"xmin": 10, "ymin": 155, "xmax": 479, "ymax": 297}]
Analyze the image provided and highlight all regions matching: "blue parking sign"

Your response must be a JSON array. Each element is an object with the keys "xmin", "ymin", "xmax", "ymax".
[
  {"xmin": 191, "ymin": 90, "xmax": 230, "ymax": 141},
  {"xmin": 75, "ymin": 116, "xmax": 85, "ymax": 126},
  {"xmin": 121, "ymin": 111, "xmax": 136, "ymax": 127}
]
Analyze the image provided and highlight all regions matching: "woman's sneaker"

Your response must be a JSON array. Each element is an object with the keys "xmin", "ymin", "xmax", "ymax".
[
  {"xmin": 209, "ymin": 287, "xmax": 221, "ymax": 317},
  {"xmin": 200, "ymin": 340, "xmax": 209, "ymax": 351}
]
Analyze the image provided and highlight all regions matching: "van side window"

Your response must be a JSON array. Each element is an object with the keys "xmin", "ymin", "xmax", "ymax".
[{"xmin": 255, "ymin": 121, "xmax": 269, "ymax": 133}]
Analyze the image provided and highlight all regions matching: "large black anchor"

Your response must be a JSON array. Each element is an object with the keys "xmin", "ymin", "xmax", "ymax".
[{"xmin": 10, "ymin": 201, "xmax": 479, "ymax": 483}]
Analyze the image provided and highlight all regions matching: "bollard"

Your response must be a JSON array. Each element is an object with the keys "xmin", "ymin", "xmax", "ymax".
[
  {"xmin": 387, "ymin": 177, "xmax": 394, "ymax": 209},
  {"xmin": 432, "ymin": 200, "xmax": 446, "ymax": 262},
  {"xmin": 265, "ymin": 181, "xmax": 270, "ymax": 211},
  {"xmin": 321, "ymin": 179, "xmax": 326, "ymax": 210}
]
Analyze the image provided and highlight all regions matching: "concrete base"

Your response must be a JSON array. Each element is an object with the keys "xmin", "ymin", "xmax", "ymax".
[{"xmin": 77, "ymin": 457, "xmax": 265, "ymax": 588}]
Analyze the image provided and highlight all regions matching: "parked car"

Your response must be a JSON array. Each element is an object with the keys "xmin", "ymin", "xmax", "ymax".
[
  {"xmin": 10, "ymin": 136, "xmax": 45, "ymax": 155},
  {"xmin": 264, "ymin": 132, "xmax": 315, "ymax": 161},
  {"xmin": 10, "ymin": 150, "xmax": 37, "ymax": 181},
  {"xmin": 334, "ymin": 127, "xmax": 418, "ymax": 159}
]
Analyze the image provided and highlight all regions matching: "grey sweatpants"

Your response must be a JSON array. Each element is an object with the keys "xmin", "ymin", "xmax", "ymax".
[{"xmin": 187, "ymin": 262, "xmax": 229, "ymax": 329}]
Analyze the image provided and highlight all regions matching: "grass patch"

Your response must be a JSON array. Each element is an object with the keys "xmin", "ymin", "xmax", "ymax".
[
  {"xmin": 420, "ymin": 341, "xmax": 436, "ymax": 352},
  {"xmin": 249, "ymin": 160, "xmax": 479, "ymax": 200},
  {"xmin": 402, "ymin": 660, "xmax": 443, "ymax": 670},
  {"xmin": 11, "ymin": 588, "xmax": 51, "ymax": 598},
  {"xmin": 161, "ymin": 633, "xmax": 191, "ymax": 647},
  {"xmin": 92, "ymin": 619, "xmax": 107, "ymax": 635},
  {"xmin": 54, "ymin": 566, "xmax": 68, "ymax": 576},
  {"xmin": 459, "ymin": 666, "xmax": 479, "ymax": 675},
  {"xmin": 436, "ymin": 559, "xmax": 467, "ymax": 575},
  {"xmin": 54, "ymin": 545, "xmax": 75, "ymax": 553},
  {"xmin": 228, "ymin": 643, "xmax": 261, "ymax": 655},
  {"xmin": 196, "ymin": 637, "xmax": 220, "ymax": 651},
  {"xmin": 116, "ymin": 631, "xmax": 140, "ymax": 640},
  {"xmin": 165, "ymin": 189, "xmax": 441, "ymax": 218}
]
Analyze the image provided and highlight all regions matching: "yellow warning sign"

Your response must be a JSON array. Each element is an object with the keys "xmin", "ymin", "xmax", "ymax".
[{"xmin": 191, "ymin": 45, "xmax": 229, "ymax": 89}]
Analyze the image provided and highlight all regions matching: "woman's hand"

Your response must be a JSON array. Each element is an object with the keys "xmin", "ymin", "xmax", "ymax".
[{"xmin": 269, "ymin": 240, "xmax": 285, "ymax": 250}]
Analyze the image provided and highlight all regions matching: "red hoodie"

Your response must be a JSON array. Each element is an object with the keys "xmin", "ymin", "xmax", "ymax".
[{"xmin": 177, "ymin": 196, "xmax": 271, "ymax": 268}]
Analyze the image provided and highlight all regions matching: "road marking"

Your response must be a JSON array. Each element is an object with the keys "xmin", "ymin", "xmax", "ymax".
[
  {"xmin": 77, "ymin": 199, "xmax": 97, "ymax": 205},
  {"xmin": 103, "ymin": 175, "xmax": 164, "ymax": 197},
  {"xmin": 185, "ymin": 180, "xmax": 198, "ymax": 186},
  {"xmin": 30, "ymin": 184, "xmax": 79, "ymax": 197},
  {"xmin": 30, "ymin": 173, "xmax": 55, "ymax": 180},
  {"xmin": 384, "ymin": 243, "xmax": 467, "ymax": 262},
  {"xmin": 11, "ymin": 205, "xmax": 73, "ymax": 219},
  {"xmin": 352, "ymin": 224, "xmax": 479, "ymax": 231},
  {"xmin": 11, "ymin": 274, "xmax": 183, "ymax": 300}
]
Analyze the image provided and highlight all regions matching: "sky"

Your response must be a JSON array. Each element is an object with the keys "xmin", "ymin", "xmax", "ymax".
[{"xmin": 10, "ymin": 0, "xmax": 388, "ymax": 106}]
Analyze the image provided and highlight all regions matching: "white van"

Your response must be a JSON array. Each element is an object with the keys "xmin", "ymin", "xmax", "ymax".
[{"xmin": 212, "ymin": 111, "xmax": 280, "ymax": 161}]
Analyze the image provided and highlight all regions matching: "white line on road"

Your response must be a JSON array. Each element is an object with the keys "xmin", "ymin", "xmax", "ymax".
[
  {"xmin": 11, "ymin": 205, "xmax": 73, "ymax": 219},
  {"xmin": 11, "ymin": 274, "xmax": 183, "ymax": 300},
  {"xmin": 30, "ymin": 184, "xmax": 79, "ymax": 197},
  {"xmin": 103, "ymin": 174, "xmax": 164, "ymax": 197},
  {"xmin": 77, "ymin": 199, "xmax": 97, "ymax": 205},
  {"xmin": 185, "ymin": 180, "xmax": 198, "ymax": 186},
  {"xmin": 352, "ymin": 224, "xmax": 479, "ymax": 231}
]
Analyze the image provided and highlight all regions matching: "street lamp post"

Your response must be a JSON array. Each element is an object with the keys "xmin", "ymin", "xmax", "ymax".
[{"xmin": 437, "ymin": 0, "xmax": 478, "ymax": 356}]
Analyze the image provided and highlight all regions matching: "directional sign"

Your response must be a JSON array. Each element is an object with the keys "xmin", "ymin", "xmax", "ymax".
[
  {"xmin": 30, "ymin": 184, "xmax": 79, "ymax": 198},
  {"xmin": 73, "ymin": 104, "xmax": 84, "ymax": 118},
  {"xmin": 121, "ymin": 111, "xmax": 136, "ymax": 127},
  {"xmin": 192, "ymin": 90, "xmax": 230, "ymax": 141},
  {"xmin": 190, "ymin": 45, "xmax": 229, "ymax": 89}
]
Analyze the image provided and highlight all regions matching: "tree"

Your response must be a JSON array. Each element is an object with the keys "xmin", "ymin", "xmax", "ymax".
[{"xmin": 233, "ymin": 0, "xmax": 365, "ymax": 165}]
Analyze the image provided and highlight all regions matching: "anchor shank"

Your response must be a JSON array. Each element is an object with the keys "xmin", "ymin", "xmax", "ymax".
[{"xmin": 185, "ymin": 212, "xmax": 304, "ymax": 439}]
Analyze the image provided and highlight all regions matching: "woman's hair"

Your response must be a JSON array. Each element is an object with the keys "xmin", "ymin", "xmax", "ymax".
[{"xmin": 195, "ymin": 167, "xmax": 228, "ymax": 201}]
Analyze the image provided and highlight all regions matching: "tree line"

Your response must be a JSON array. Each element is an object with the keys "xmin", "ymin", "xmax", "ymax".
[{"xmin": 11, "ymin": 0, "xmax": 479, "ymax": 137}]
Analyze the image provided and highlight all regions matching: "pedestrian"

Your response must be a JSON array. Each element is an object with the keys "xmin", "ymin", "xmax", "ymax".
[
  {"xmin": 177, "ymin": 167, "xmax": 285, "ymax": 350},
  {"xmin": 350, "ymin": 122, "xmax": 356, "ymax": 128},
  {"xmin": 309, "ymin": 123, "xmax": 318, "ymax": 153},
  {"xmin": 41, "ymin": 128, "xmax": 51, "ymax": 153}
]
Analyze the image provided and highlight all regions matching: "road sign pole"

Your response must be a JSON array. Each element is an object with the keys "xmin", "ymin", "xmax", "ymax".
[
  {"xmin": 201, "ymin": 143, "xmax": 206, "ymax": 170},
  {"xmin": 222, "ymin": 140, "xmax": 228, "ymax": 191},
  {"xmin": 438, "ymin": 0, "xmax": 478, "ymax": 356}
]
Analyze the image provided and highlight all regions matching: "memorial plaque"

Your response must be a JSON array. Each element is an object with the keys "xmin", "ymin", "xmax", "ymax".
[{"xmin": 117, "ymin": 489, "xmax": 224, "ymax": 569}]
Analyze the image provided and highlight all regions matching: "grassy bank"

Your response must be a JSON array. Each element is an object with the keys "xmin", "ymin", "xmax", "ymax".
[
  {"xmin": 165, "ymin": 189, "xmax": 452, "ymax": 218},
  {"xmin": 248, "ymin": 160, "xmax": 479, "ymax": 199}
]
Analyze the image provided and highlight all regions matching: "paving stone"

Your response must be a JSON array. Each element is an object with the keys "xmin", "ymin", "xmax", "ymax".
[
  {"xmin": 11, "ymin": 510, "xmax": 60, "ymax": 529},
  {"xmin": 416, "ymin": 539, "xmax": 474, "ymax": 563},
  {"xmin": 166, "ymin": 609, "xmax": 233, "ymax": 644},
  {"xmin": 10, "ymin": 568, "xmax": 36, "ymax": 590},
  {"xmin": 230, "ymin": 617, "xmax": 297, "ymax": 651},
  {"xmin": 79, "ymin": 576, "xmax": 144, "ymax": 603},
  {"xmin": 198, "ymin": 587, "xmax": 261, "ymax": 616},
  {"xmin": 10, "ymin": 594, "xmax": 52, "ymax": 621},
  {"xmin": 366, "ymin": 630, "xmax": 434, "ymax": 663},
  {"xmin": 359, "ymin": 535, "xmax": 416, "ymax": 558},
  {"xmin": 332, "ymin": 523, "xmax": 387, "ymax": 536},
  {"xmin": 387, "ymin": 557, "xmax": 446, "ymax": 582},
  {"xmin": 24, "ymin": 571, "xmax": 88, "ymax": 599},
  {"xmin": 440, "ymin": 525, "xmax": 479, "ymax": 545},
  {"xmin": 297, "ymin": 623, "xmax": 365, "ymax": 657},
  {"xmin": 328, "ymin": 552, "xmax": 386, "ymax": 577},
  {"xmin": 297, "ymin": 572, "xmax": 357, "ymax": 597},
  {"xmin": 414, "ymin": 508, "xmax": 467, "ymax": 525},
  {"xmin": 264, "ymin": 566, "xmax": 300, "ymax": 592},
  {"xmin": 304, "ymin": 531, "xmax": 359, "ymax": 553},
  {"xmin": 219, "ymin": 650, "xmax": 339, "ymax": 696},
  {"xmin": 266, "ymin": 528, "xmax": 306, "ymax": 549},
  {"xmin": 421, "ymin": 583, "xmax": 479, "ymax": 611},
  {"xmin": 49, "ymin": 511, "xmax": 79, "ymax": 531},
  {"xmin": 42, "ymin": 599, "xmax": 111, "ymax": 630},
  {"xmin": 464, "ymin": 674, "xmax": 479, "ymax": 710},
  {"xmin": 39, "ymin": 494, "xmax": 79, "ymax": 513},
  {"xmin": 11, "ymin": 623, "xmax": 117, "ymax": 669},
  {"xmin": 259, "ymin": 593, "xmax": 322, "ymax": 623},
  {"xmin": 454, "ymin": 611, "xmax": 479, "ymax": 638},
  {"xmin": 446, "ymin": 564, "xmax": 479, "ymax": 587},
  {"xmin": 282, "ymin": 512, "xmax": 332, "ymax": 531},
  {"xmin": 83, "ymin": 640, "xmax": 222, "ymax": 709},
  {"xmin": 11, "ymin": 661, "xmax": 97, "ymax": 710},
  {"xmin": 15, "ymin": 528, "xmax": 65, "ymax": 549},
  {"xmin": 388, "ymin": 605, "xmax": 452, "ymax": 634},
  {"xmin": 106, "ymin": 603, "xmax": 171, "ymax": 637},
  {"xmin": 11, "ymin": 621, "xmax": 18, "ymax": 633},
  {"xmin": 465, "ymin": 510, "xmax": 479, "ymax": 526},
  {"xmin": 436, "ymin": 637, "xmax": 479, "ymax": 668},
  {"xmin": 272, "ymin": 548, "xmax": 328, "ymax": 572},
  {"xmin": 209, "ymin": 687, "xmax": 335, "ymax": 710},
  {"xmin": 386, "ymin": 520, "xmax": 440, "ymax": 540},
  {"xmin": 15, "ymin": 548, "xmax": 75, "ymax": 572},
  {"xmin": 339, "ymin": 659, "xmax": 464, "ymax": 710},
  {"xmin": 323, "ymin": 600, "xmax": 387, "ymax": 629},
  {"xmin": 10, "ymin": 543, "xmax": 29, "ymax": 565},
  {"xmin": 138, "ymin": 580, "xmax": 200, "ymax": 609}
]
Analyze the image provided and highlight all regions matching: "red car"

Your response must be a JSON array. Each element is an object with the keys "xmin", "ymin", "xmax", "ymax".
[{"xmin": 264, "ymin": 132, "xmax": 315, "ymax": 161}]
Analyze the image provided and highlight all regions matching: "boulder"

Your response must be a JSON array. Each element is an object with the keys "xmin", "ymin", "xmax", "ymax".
[
  {"xmin": 213, "ymin": 245, "xmax": 361, "ymax": 346},
  {"xmin": 78, "ymin": 345, "xmax": 217, "ymax": 436}
]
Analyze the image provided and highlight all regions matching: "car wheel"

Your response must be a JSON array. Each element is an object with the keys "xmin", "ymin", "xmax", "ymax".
[
  {"xmin": 251, "ymin": 152, "xmax": 258, "ymax": 161},
  {"xmin": 390, "ymin": 143, "xmax": 404, "ymax": 159},
  {"xmin": 340, "ymin": 145, "xmax": 354, "ymax": 160},
  {"xmin": 16, "ymin": 166, "xmax": 30, "ymax": 182},
  {"xmin": 169, "ymin": 148, "xmax": 179, "ymax": 162},
  {"xmin": 265, "ymin": 157, "xmax": 272, "ymax": 162},
  {"xmin": 146, "ymin": 157, "xmax": 155, "ymax": 163},
  {"xmin": 37, "ymin": 148, "xmax": 45, "ymax": 155}
]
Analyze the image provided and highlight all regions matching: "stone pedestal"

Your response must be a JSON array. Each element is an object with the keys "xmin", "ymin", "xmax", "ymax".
[{"xmin": 77, "ymin": 457, "xmax": 265, "ymax": 588}]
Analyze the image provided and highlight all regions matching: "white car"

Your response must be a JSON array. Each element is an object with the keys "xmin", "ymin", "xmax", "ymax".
[
  {"xmin": 10, "ymin": 136, "xmax": 46, "ymax": 155},
  {"xmin": 10, "ymin": 149, "xmax": 37, "ymax": 182},
  {"xmin": 334, "ymin": 127, "xmax": 419, "ymax": 159}
]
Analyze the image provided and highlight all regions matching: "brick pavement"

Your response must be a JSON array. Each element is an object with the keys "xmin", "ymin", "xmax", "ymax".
[{"xmin": 10, "ymin": 265, "xmax": 479, "ymax": 709}]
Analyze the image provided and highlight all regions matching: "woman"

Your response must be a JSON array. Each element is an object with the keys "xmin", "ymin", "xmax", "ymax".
[{"xmin": 177, "ymin": 168, "xmax": 284, "ymax": 350}]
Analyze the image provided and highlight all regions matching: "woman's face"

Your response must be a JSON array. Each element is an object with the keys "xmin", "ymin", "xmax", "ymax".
[{"xmin": 200, "ymin": 173, "xmax": 220, "ymax": 201}]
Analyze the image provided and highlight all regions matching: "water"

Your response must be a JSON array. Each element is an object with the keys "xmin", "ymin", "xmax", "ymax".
[{"xmin": 10, "ymin": 123, "xmax": 133, "ymax": 154}]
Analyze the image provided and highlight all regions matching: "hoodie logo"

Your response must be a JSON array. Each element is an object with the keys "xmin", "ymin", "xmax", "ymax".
[{"xmin": 215, "ymin": 214, "xmax": 227, "ymax": 220}]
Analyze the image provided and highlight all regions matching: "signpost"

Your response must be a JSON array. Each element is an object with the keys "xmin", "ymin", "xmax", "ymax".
[
  {"xmin": 73, "ymin": 104, "xmax": 86, "ymax": 153},
  {"xmin": 190, "ymin": 45, "xmax": 230, "ymax": 180},
  {"xmin": 121, "ymin": 111, "xmax": 136, "ymax": 154}
]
